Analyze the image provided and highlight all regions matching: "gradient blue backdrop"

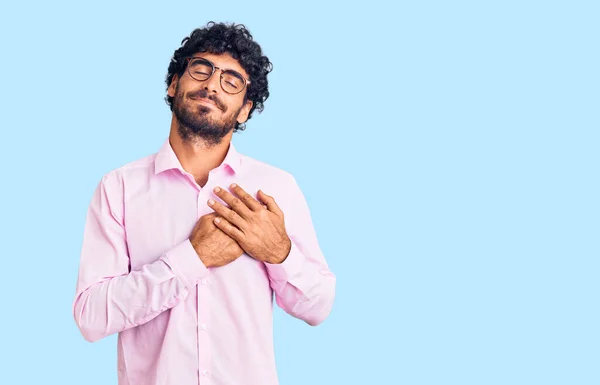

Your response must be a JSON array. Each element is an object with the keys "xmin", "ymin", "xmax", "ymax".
[{"xmin": 0, "ymin": 1, "xmax": 598, "ymax": 384}]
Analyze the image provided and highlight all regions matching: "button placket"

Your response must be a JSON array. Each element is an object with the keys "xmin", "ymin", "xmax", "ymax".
[
  {"xmin": 196, "ymin": 170, "xmax": 225, "ymax": 384},
  {"xmin": 197, "ymin": 268, "xmax": 212, "ymax": 383}
]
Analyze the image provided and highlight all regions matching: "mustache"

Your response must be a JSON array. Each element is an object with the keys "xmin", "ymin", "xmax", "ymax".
[{"xmin": 188, "ymin": 89, "xmax": 225, "ymax": 110}]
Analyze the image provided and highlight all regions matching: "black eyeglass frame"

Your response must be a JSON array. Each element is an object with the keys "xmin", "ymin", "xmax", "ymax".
[{"xmin": 185, "ymin": 56, "xmax": 251, "ymax": 95}]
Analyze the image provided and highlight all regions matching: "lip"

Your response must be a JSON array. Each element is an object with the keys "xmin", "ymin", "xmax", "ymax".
[{"xmin": 192, "ymin": 97, "xmax": 219, "ymax": 109}]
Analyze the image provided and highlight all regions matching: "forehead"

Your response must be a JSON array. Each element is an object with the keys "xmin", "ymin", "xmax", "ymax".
[{"xmin": 193, "ymin": 52, "xmax": 248, "ymax": 78}]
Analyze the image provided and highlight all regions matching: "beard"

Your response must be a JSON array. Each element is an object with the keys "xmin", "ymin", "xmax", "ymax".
[{"xmin": 172, "ymin": 86, "xmax": 242, "ymax": 146}]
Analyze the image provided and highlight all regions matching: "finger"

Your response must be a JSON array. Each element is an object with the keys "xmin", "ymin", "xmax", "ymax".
[
  {"xmin": 229, "ymin": 183, "xmax": 263, "ymax": 212},
  {"xmin": 213, "ymin": 186, "xmax": 252, "ymax": 218},
  {"xmin": 207, "ymin": 198, "xmax": 246, "ymax": 229},
  {"xmin": 213, "ymin": 216, "xmax": 244, "ymax": 240},
  {"xmin": 198, "ymin": 212, "xmax": 217, "ymax": 227},
  {"xmin": 258, "ymin": 189, "xmax": 283, "ymax": 216}
]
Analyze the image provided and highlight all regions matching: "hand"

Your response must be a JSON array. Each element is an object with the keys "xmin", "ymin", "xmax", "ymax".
[
  {"xmin": 189, "ymin": 212, "xmax": 244, "ymax": 268},
  {"xmin": 207, "ymin": 184, "xmax": 291, "ymax": 264}
]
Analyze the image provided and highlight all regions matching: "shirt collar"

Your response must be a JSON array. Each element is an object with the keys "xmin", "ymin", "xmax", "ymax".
[{"xmin": 154, "ymin": 138, "xmax": 242, "ymax": 175}]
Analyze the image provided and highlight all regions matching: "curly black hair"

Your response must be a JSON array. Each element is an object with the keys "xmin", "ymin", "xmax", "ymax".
[{"xmin": 165, "ymin": 22, "xmax": 273, "ymax": 132}]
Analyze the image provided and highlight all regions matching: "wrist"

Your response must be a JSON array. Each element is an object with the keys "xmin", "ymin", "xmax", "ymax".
[
  {"xmin": 270, "ymin": 238, "xmax": 291, "ymax": 264},
  {"xmin": 201, "ymin": 256, "xmax": 216, "ymax": 269},
  {"xmin": 195, "ymin": 248, "xmax": 213, "ymax": 268}
]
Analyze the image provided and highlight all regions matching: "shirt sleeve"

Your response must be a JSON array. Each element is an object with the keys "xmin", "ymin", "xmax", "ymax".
[
  {"xmin": 72, "ymin": 173, "xmax": 210, "ymax": 342},
  {"xmin": 264, "ymin": 176, "xmax": 336, "ymax": 326}
]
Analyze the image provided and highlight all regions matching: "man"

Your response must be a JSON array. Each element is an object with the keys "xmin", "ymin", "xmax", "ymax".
[{"xmin": 73, "ymin": 22, "xmax": 336, "ymax": 385}]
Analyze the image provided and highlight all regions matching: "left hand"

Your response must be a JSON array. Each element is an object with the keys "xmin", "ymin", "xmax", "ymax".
[{"xmin": 207, "ymin": 183, "xmax": 291, "ymax": 264}]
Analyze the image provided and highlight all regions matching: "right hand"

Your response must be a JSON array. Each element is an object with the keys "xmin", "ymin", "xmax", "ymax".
[{"xmin": 189, "ymin": 212, "xmax": 244, "ymax": 268}]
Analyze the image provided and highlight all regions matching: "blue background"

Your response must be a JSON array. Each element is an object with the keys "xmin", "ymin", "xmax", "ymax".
[{"xmin": 0, "ymin": 1, "xmax": 598, "ymax": 384}]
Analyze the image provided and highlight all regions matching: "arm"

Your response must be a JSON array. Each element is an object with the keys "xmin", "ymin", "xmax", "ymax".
[
  {"xmin": 264, "ymin": 177, "xmax": 336, "ymax": 326},
  {"xmin": 73, "ymin": 173, "xmax": 209, "ymax": 342}
]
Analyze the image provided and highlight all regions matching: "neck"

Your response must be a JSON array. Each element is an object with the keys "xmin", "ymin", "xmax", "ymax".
[{"xmin": 168, "ymin": 116, "xmax": 233, "ymax": 186}]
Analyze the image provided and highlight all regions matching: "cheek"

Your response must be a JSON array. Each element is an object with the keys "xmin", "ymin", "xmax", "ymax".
[
  {"xmin": 173, "ymin": 82, "xmax": 186, "ymax": 100},
  {"xmin": 176, "ymin": 77, "xmax": 197, "ymax": 95},
  {"xmin": 221, "ymin": 97, "xmax": 239, "ymax": 113}
]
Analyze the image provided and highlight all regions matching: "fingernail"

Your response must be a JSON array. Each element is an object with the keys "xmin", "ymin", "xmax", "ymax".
[
  {"xmin": 231, "ymin": 183, "xmax": 237, "ymax": 188},
  {"xmin": 214, "ymin": 218, "xmax": 221, "ymax": 223},
  {"xmin": 214, "ymin": 187, "xmax": 220, "ymax": 192},
  {"xmin": 208, "ymin": 199, "xmax": 215, "ymax": 205}
]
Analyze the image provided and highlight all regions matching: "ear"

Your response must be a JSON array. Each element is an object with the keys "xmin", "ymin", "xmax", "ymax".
[
  {"xmin": 236, "ymin": 100, "xmax": 254, "ymax": 124},
  {"xmin": 167, "ymin": 74, "xmax": 179, "ymax": 98}
]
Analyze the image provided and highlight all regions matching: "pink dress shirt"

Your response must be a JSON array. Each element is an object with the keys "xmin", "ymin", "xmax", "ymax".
[{"xmin": 73, "ymin": 139, "xmax": 336, "ymax": 385}]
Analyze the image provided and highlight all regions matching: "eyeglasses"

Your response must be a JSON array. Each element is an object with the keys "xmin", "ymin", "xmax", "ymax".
[{"xmin": 185, "ymin": 57, "xmax": 251, "ymax": 95}]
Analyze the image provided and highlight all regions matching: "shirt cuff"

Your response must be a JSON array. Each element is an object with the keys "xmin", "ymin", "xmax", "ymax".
[
  {"xmin": 264, "ymin": 240, "xmax": 306, "ymax": 282},
  {"xmin": 161, "ymin": 239, "xmax": 210, "ymax": 287}
]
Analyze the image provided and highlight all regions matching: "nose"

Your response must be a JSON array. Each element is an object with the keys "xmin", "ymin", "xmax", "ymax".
[{"xmin": 203, "ymin": 68, "xmax": 222, "ymax": 94}]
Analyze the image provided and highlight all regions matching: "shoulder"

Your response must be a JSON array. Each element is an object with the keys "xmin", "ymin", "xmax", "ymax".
[
  {"xmin": 237, "ymin": 153, "xmax": 308, "ymax": 214},
  {"xmin": 239, "ymin": 154, "xmax": 298, "ymax": 187},
  {"xmin": 97, "ymin": 152, "xmax": 157, "ymax": 194}
]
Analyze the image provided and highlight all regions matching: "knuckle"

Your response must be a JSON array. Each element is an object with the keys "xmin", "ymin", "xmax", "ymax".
[{"xmin": 231, "ymin": 197, "xmax": 241, "ymax": 207}]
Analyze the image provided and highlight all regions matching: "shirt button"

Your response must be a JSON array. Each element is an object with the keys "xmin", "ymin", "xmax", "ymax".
[{"xmin": 201, "ymin": 324, "xmax": 207, "ymax": 330}]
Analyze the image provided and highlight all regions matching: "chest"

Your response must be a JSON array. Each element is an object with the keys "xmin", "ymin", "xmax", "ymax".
[{"xmin": 122, "ymin": 173, "xmax": 270, "ymax": 286}]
